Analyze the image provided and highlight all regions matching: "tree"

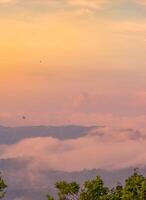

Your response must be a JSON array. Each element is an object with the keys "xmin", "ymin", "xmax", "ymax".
[
  {"xmin": 0, "ymin": 174, "xmax": 7, "ymax": 199},
  {"xmin": 47, "ymin": 194, "xmax": 54, "ymax": 200},
  {"xmin": 122, "ymin": 169, "xmax": 146, "ymax": 200},
  {"xmin": 139, "ymin": 179, "xmax": 146, "ymax": 200},
  {"xmin": 55, "ymin": 181, "xmax": 80, "ymax": 200},
  {"xmin": 46, "ymin": 170, "xmax": 146, "ymax": 200},
  {"xmin": 108, "ymin": 183, "xmax": 123, "ymax": 200},
  {"xmin": 79, "ymin": 176, "xmax": 109, "ymax": 200}
]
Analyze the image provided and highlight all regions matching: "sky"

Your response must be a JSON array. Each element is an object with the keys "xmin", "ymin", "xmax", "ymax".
[
  {"xmin": 1, "ymin": 0, "xmax": 146, "ymax": 180},
  {"xmin": 0, "ymin": 0, "xmax": 146, "ymax": 126}
]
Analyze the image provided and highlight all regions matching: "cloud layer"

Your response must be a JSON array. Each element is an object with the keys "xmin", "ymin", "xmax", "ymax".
[{"xmin": 1, "ymin": 125, "xmax": 146, "ymax": 172}]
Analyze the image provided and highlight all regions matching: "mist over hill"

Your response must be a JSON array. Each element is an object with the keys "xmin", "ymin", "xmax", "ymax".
[
  {"xmin": 0, "ymin": 125, "xmax": 146, "ymax": 200},
  {"xmin": 2, "ymin": 157, "xmax": 146, "ymax": 200}
]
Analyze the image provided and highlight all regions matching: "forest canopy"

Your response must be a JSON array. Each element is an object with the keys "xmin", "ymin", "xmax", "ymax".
[
  {"xmin": 47, "ymin": 169, "xmax": 146, "ymax": 200},
  {"xmin": 1, "ymin": 169, "xmax": 146, "ymax": 200}
]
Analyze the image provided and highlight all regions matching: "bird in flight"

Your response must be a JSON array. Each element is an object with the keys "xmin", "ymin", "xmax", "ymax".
[{"xmin": 22, "ymin": 116, "xmax": 26, "ymax": 120}]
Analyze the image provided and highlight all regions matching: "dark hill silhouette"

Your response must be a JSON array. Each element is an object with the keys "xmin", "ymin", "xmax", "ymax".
[{"xmin": 0, "ymin": 125, "xmax": 100, "ymax": 144}]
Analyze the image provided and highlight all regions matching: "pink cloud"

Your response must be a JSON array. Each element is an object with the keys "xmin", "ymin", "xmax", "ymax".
[
  {"xmin": 67, "ymin": 0, "xmax": 106, "ymax": 10},
  {"xmin": 1, "ymin": 124, "xmax": 146, "ymax": 172},
  {"xmin": 136, "ymin": 0, "xmax": 146, "ymax": 5},
  {"xmin": 134, "ymin": 91, "xmax": 146, "ymax": 107}
]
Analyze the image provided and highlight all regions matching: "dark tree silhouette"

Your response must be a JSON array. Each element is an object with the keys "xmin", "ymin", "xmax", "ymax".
[{"xmin": 0, "ymin": 173, "xmax": 7, "ymax": 199}]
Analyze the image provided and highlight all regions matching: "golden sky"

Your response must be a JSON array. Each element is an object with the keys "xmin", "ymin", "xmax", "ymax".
[{"xmin": 0, "ymin": 0, "xmax": 146, "ymax": 126}]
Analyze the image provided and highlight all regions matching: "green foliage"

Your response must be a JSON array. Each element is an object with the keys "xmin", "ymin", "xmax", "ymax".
[
  {"xmin": 122, "ymin": 169, "xmax": 146, "ymax": 200},
  {"xmin": 55, "ymin": 181, "xmax": 80, "ymax": 200},
  {"xmin": 47, "ymin": 169, "xmax": 146, "ymax": 200},
  {"xmin": 47, "ymin": 194, "xmax": 54, "ymax": 200},
  {"xmin": 0, "ymin": 174, "xmax": 7, "ymax": 199},
  {"xmin": 108, "ymin": 184, "xmax": 123, "ymax": 200},
  {"xmin": 79, "ymin": 176, "xmax": 109, "ymax": 200}
]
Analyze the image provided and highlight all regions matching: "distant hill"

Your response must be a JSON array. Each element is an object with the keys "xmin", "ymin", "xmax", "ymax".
[
  {"xmin": 0, "ymin": 125, "xmax": 143, "ymax": 200},
  {"xmin": 0, "ymin": 125, "xmax": 100, "ymax": 144},
  {"xmin": 1, "ymin": 157, "xmax": 146, "ymax": 200}
]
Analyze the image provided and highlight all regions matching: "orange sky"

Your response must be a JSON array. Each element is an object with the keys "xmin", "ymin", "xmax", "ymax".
[{"xmin": 0, "ymin": 0, "xmax": 146, "ymax": 126}]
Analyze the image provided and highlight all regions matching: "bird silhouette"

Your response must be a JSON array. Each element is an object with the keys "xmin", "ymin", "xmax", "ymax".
[{"xmin": 22, "ymin": 116, "xmax": 26, "ymax": 120}]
